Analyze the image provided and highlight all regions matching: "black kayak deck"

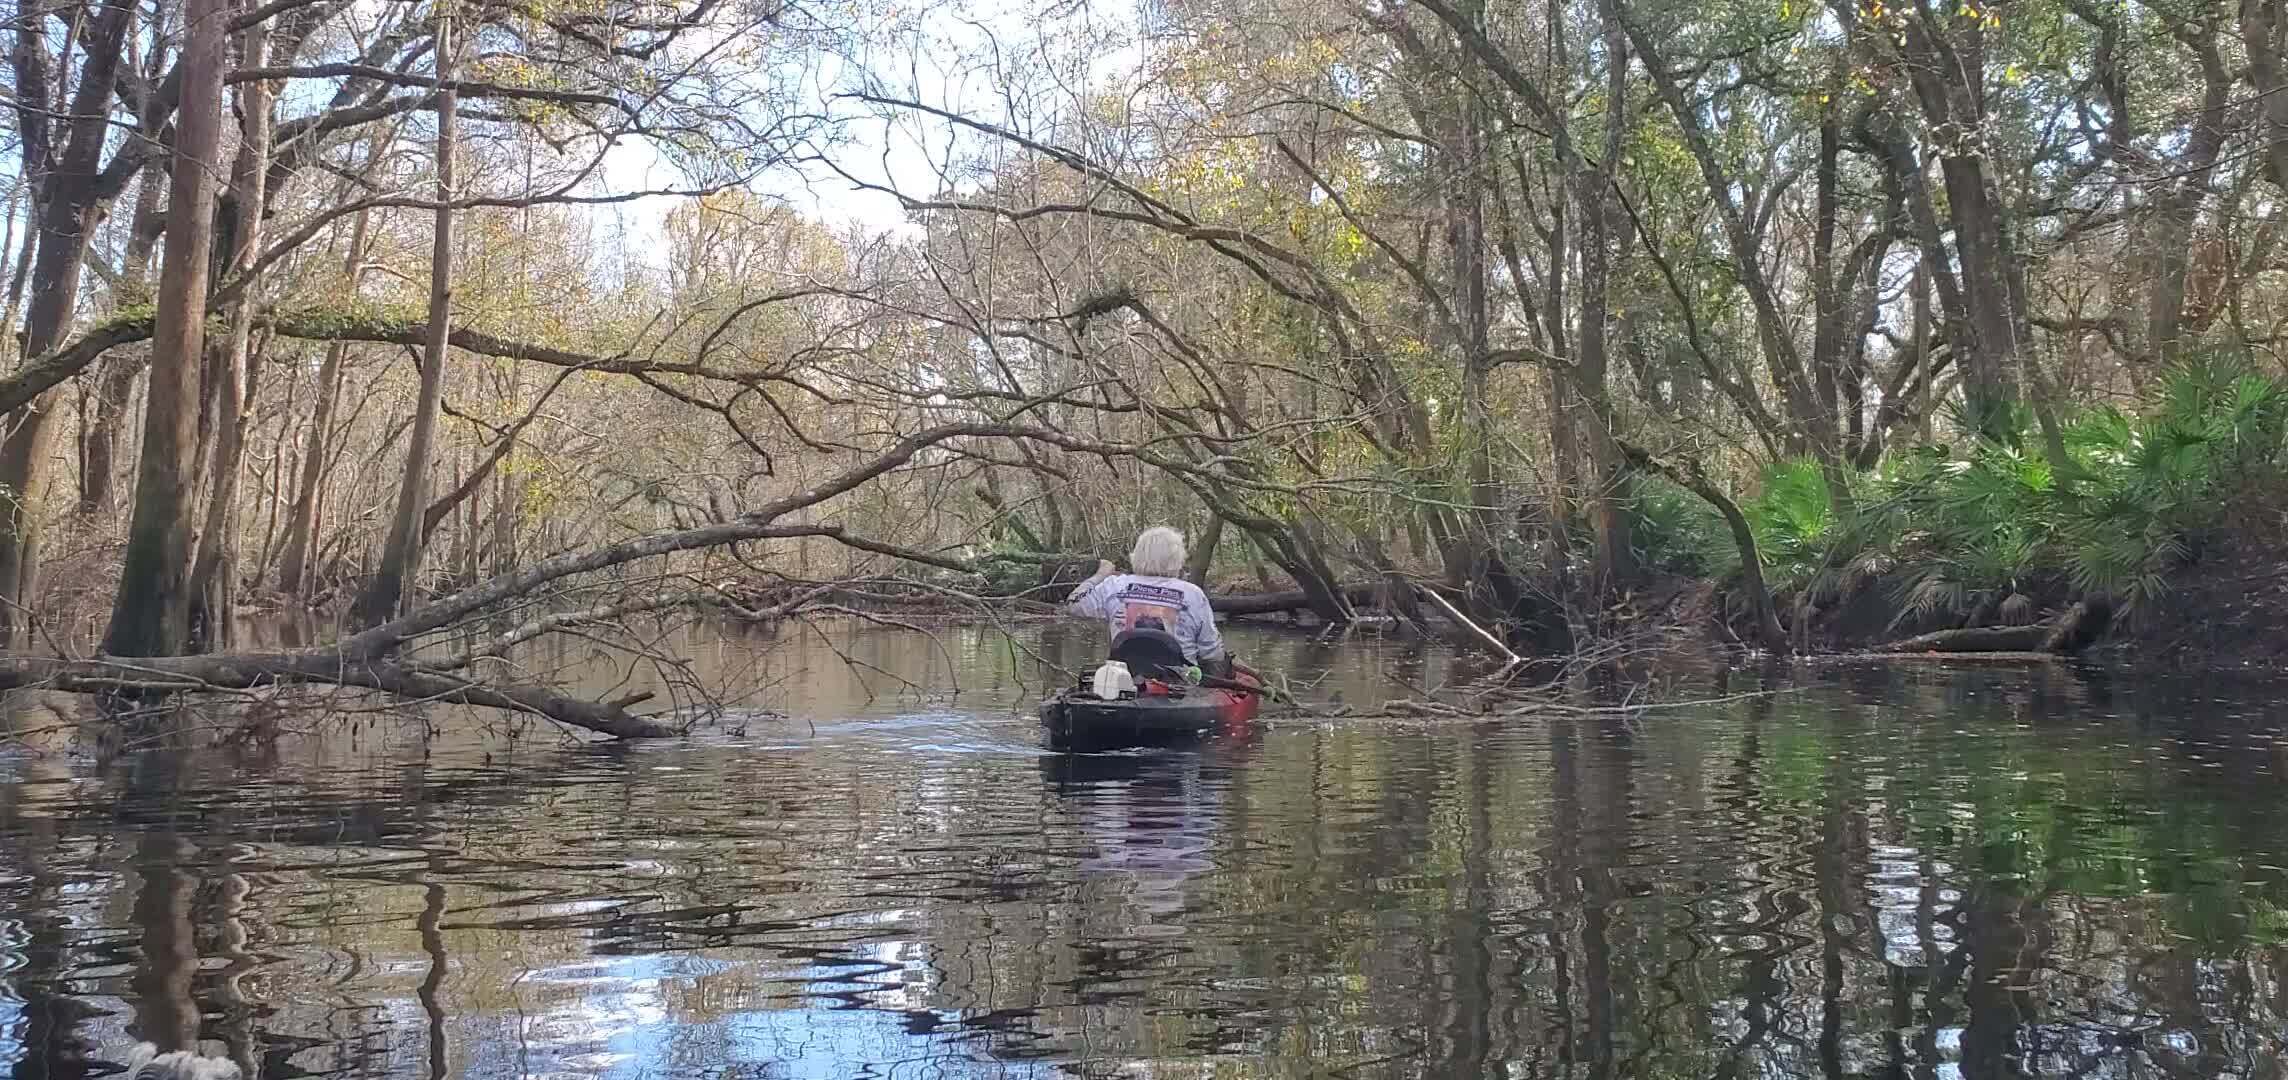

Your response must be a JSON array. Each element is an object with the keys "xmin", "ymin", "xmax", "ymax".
[{"xmin": 1042, "ymin": 692, "xmax": 1229, "ymax": 752}]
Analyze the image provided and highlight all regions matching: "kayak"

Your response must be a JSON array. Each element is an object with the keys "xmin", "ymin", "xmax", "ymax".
[{"xmin": 1041, "ymin": 671, "xmax": 1261, "ymax": 752}]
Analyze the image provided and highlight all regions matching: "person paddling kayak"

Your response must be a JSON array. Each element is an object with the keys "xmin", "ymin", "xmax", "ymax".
[{"xmin": 1066, "ymin": 526, "xmax": 1232, "ymax": 680}]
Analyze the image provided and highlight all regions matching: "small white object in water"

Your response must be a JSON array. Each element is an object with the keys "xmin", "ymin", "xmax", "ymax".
[
  {"xmin": 121, "ymin": 1043, "xmax": 243, "ymax": 1080},
  {"xmin": 1091, "ymin": 661, "xmax": 1136, "ymax": 700}
]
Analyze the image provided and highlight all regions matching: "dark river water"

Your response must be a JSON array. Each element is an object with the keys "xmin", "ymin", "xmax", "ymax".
[{"xmin": 3, "ymin": 622, "xmax": 2287, "ymax": 1078}]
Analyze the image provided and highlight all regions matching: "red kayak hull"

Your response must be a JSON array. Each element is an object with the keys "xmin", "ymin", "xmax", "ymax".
[{"xmin": 1212, "ymin": 676, "xmax": 1262, "ymax": 727}]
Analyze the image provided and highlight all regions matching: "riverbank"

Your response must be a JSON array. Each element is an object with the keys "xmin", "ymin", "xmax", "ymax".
[
  {"xmin": 2082, "ymin": 536, "xmax": 2288, "ymax": 670},
  {"xmin": 22, "ymin": 528, "xmax": 2266, "ymax": 683},
  {"xmin": 666, "ymin": 549, "xmax": 2288, "ymax": 674},
  {"xmin": 1678, "ymin": 528, "xmax": 2288, "ymax": 670}
]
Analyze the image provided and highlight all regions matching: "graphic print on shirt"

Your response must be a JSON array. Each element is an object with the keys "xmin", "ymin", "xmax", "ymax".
[{"xmin": 1114, "ymin": 582, "xmax": 1186, "ymax": 635}]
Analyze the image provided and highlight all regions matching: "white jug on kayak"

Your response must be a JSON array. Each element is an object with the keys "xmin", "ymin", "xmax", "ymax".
[{"xmin": 1091, "ymin": 661, "xmax": 1137, "ymax": 700}]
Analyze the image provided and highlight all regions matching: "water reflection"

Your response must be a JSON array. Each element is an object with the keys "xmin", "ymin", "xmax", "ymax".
[
  {"xmin": 1041, "ymin": 742, "xmax": 1239, "ymax": 929},
  {"xmin": 1, "ymin": 628, "xmax": 2287, "ymax": 1076}
]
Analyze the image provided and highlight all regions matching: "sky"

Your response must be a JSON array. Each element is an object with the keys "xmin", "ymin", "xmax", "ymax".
[
  {"xmin": 596, "ymin": 0, "xmax": 1152, "ymax": 270},
  {"xmin": 0, "ymin": 0, "xmax": 1153, "ymax": 291}
]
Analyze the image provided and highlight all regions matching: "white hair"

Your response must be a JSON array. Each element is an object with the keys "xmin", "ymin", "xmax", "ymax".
[{"xmin": 1129, "ymin": 526, "xmax": 1188, "ymax": 578}]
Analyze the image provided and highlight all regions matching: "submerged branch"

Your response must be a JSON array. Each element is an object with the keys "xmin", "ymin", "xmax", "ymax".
[{"xmin": 0, "ymin": 653, "xmax": 678, "ymax": 738}]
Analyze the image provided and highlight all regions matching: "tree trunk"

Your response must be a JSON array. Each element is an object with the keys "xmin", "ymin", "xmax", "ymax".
[
  {"xmin": 2242, "ymin": 0, "xmax": 2288, "ymax": 193},
  {"xmin": 1809, "ymin": 86, "xmax": 1847, "ymax": 441},
  {"xmin": 0, "ymin": 0, "xmax": 134, "ymax": 641},
  {"xmin": 1877, "ymin": 10, "xmax": 2028, "ymax": 442},
  {"xmin": 1805, "ymin": 79, "xmax": 1879, "ymax": 510},
  {"xmin": 251, "ymin": 366, "xmax": 292, "ymax": 583},
  {"xmin": 455, "ymin": 445, "xmax": 481, "ymax": 584},
  {"xmin": 2143, "ymin": 29, "xmax": 2227, "ymax": 362},
  {"xmin": 1877, "ymin": 596, "xmax": 2112, "ymax": 655},
  {"xmin": 78, "ymin": 171, "xmax": 165, "ymax": 519},
  {"xmin": 490, "ymin": 452, "xmax": 518, "ymax": 573},
  {"xmin": 1913, "ymin": 259, "xmax": 1934, "ymax": 444},
  {"xmin": 1441, "ymin": 69, "xmax": 1501, "ymax": 569},
  {"xmin": 1038, "ymin": 475, "xmax": 1068, "ymax": 550},
  {"xmin": 275, "ymin": 215, "xmax": 367, "ymax": 597},
  {"xmin": 102, "ymin": 0, "xmax": 223, "ymax": 658},
  {"xmin": 1617, "ymin": 439, "xmax": 1785, "ymax": 650},
  {"xmin": 187, "ymin": 24, "xmax": 275, "ymax": 650},
  {"xmin": 1580, "ymin": 0, "xmax": 1636, "ymax": 591},
  {"xmin": 0, "ymin": 183, "xmax": 29, "ymax": 355},
  {"xmin": 975, "ymin": 470, "xmax": 1046, "ymax": 550},
  {"xmin": 0, "ymin": 187, "xmax": 18, "ymax": 357},
  {"xmin": 353, "ymin": 12, "xmax": 457, "ymax": 626},
  {"xmin": 78, "ymin": 358, "xmax": 138, "ymax": 515},
  {"xmin": 1243, "ymin": 527, "xmax": 1351, "ymax": 623},
  {"xmin": 1183, "ymin": 513, "xmax": 1222, "ymax": 585},
  {"xmin": 1495, "ymin": 155, "xmax": 1577, "ymax": 596},
  {"xmin": 1936, "ymin": 156, "xmax": 2024, "ymax": 439}
]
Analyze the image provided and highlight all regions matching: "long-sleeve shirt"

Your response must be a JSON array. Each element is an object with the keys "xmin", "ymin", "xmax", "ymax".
[{"xmin": 1068, "ymin": 573, "xmax": 1226, "ymax": 662}]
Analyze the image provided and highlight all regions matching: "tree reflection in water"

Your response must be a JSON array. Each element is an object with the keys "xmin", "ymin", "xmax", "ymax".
[{"xmin": 0, "ymin": 625, "xmax": 2281, "ymax": 1077}]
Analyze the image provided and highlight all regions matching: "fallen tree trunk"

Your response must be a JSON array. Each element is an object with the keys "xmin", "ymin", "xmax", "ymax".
[
  {"xmin": 1877, "ymin": 596, "xmax": 2115, "ymax": 656},
  {"xmin": 1211, "ymin": 583, "xmax": 1380, "ymax": 616},
  {"xmin": 1880, "ymin": 625, "xmax": 2050, "ymax": 653}
]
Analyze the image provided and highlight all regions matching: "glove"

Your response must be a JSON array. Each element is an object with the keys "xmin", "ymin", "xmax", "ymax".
[{"xmin": 1182, "ymin": 664, "xmax": 1204, "ymax": 683}]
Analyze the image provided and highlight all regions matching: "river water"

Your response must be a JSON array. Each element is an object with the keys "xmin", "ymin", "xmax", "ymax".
[{"xmin": 2, "ymin": 621, "xmax": 2286, "ymax": 1078}]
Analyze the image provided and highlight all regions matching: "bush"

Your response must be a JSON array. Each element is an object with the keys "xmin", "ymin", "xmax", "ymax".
[
  {"xmin": 1626, "ymin": 352, "xmax": 2288, "ymax": 627},
  {"xmin": 1629, "ymin": 476, "xmax": 1727, "ymax": 577},
  {"xmin": 1632, "ymin": 457, "xmax": 1868, "ymax": 596},
  {"xmin": 2052, "ymin": 355, "xmax": 2287, "ymax": 611},
  {"xmin": 1876, "ymin": 353, "xmax": 2285, "ymax": 621}
]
